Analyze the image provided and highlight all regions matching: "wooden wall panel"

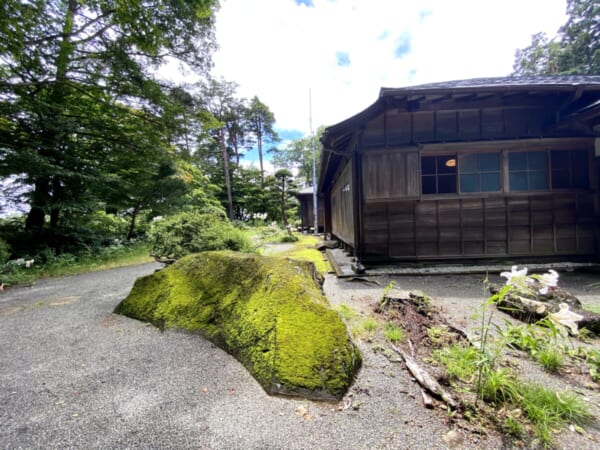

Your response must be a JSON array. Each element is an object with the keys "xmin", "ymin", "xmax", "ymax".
[
  {"xmin": 436, "ymin": 111, "xmax": 458, "ymax": 141},
  {"xmin": 331, "ymin": 161, "xmax": 354, "ymax": 245},
  {"xmin": 370, "ymin": 106, "xmax": 562, "ymax": 145},
  {"xmin": 386, "ymin": 110, "xmax": 411, "ymax": 145},
  {"xmin": 413, "ymin": 111, "xmax": 434, "ymax": 142},
  {"xmin": 458, "ymin": 110, "xmax": 480, "ymax": 140},
  {"xmin": 363, "ymin": 113, "xmax": 385, "ymax": 147},
  {"xmin": 504, "ymin": 109, "xmax": 529, "ymax": 137},
  {"xmin": 481, "ymin": 109, "xmax": 504, "ymax": 138},
  {"xmin": 362, "ymin": 150, "xmax": 420, "ymax": 200},
  {"xmin": 361, "ymin": 193, "xmax": 596, "ymax": 261},
  {"xmin": 406, "ymin": 152, "xmax": 420, "ymax": 196}
]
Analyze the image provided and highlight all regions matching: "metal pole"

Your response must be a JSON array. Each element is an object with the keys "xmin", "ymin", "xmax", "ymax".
[{"xmin": 309, "ymin": 89, "xmax": 318, "ymax": 235}]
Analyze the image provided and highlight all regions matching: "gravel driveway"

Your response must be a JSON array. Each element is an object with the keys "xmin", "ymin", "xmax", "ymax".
[{"xmin": 1, "ymin": 262, "xmax": 598, "ymax": 449}]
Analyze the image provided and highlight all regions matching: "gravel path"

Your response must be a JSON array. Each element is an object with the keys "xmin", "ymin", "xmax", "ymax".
[{"xmin": 1, "ymin": 262, "xmax": 599, "ymax": 449}]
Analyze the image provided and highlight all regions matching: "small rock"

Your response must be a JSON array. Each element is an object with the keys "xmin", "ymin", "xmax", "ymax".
[{"xmin": 443, "ymin": 429, "xmax": 464, "ymax": 448}]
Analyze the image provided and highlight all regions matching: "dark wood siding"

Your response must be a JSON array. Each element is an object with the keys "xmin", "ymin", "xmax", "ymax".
[
  {"xmin": 362, "ymin": 150, "xmax": 419, "ymax": 200},
  {"xmin": 361, "ymin": 194, "xmax": 596, "ymax": 261},
  {"xmin": 298, "ymin": 194, "xmax": 325, "ymax": 230},
  {"xmin": 321, "ymin": 83, "xmax": 600, "ymax": 264},
  {"xmin": 361, "ymin": 106, "xmax": 558, "ymax": 147},
  {"xmin": 331, "ymin": 161, "xmax": 354, "ymax": 246}
]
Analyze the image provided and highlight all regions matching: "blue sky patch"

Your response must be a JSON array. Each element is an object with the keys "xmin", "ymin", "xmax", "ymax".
[
  {"xmin": 394, "ymin": 33, "xmax": 411, "ymax": 59},
  {"xmin": 336, "ymin": 51, "xmax": 351, "ymax": 67},
  {"xmin": 277, "ymin": 128, "xmax": 304, "ymax": 141},
  {"xmin": 294, "ymin": 0, "xmax": 314, "ymax": 7}
]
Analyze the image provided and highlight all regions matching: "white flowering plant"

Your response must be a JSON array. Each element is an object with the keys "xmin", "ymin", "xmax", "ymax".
[{"xmin": 500, "ymin": 266, "xmax": 559, "ymax": 297}]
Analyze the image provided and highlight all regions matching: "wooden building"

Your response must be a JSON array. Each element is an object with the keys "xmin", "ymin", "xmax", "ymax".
[
  {"xmin": 296, "ymin": 187, "xmax": 325, "ymax": 231},
  {"xmin": 318, "ymin": 76, "xmax": 600, "ymax": 264}
]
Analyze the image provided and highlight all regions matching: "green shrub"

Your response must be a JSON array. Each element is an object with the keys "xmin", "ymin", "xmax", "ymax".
[{"xmin": 148, "ymin": 211, "xmax": 253, "ymax": 260}]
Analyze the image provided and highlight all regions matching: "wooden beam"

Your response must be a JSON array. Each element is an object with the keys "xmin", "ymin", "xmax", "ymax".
[{"xmin": 420, "ymin": 137, "xmax": 594, "ymax": 153}]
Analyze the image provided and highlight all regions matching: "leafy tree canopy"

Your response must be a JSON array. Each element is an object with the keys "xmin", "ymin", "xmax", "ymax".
[
  {"xmin": 513, "ymin": 0, "xmax": 599, "ymax": 75},
  {"xmin": 0, "ymin": 0, "xmax": 219, "ymax": 247}
]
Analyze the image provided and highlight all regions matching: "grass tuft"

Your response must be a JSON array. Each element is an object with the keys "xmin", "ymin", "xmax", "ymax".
[{"xmin": 383, "ymin": 322, "xmax": 405, "ymax": 343}]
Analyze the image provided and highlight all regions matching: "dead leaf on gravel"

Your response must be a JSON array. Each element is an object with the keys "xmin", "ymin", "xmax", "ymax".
[{"xmin": 295, "ymin": 405, "xmax": 312, "ymax": 420}]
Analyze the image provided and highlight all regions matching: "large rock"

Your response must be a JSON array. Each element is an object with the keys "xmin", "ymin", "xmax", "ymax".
[{"xmin": 115, "ymin": 251, "xmax": 361, "ymax": 400}]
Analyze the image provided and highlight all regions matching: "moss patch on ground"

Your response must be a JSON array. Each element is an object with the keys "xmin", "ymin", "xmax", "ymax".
[
  {"xmin": 275, "ymin": 234, "xmax": 332, "ymax": 274},
  {"xmin": 115, "ymin": 251, "xmax": 361, "ymax": 400}
]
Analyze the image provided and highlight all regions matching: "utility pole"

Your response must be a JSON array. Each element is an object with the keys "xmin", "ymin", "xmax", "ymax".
[{"xmin": 309, "ymin": 89, "xmax": 318, "ymax": 235}]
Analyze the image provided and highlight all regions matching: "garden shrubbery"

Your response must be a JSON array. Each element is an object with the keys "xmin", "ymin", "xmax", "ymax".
[{"xmin": 148, "ymin": 211, "xmax": 253, "ymax": 260}]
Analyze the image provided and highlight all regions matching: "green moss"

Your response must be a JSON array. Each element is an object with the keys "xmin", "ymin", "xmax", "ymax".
[
  {"xmin": 276, "ymin": 234, "xmax": 332, "ymax": 274},
  {"xmin": 115, "ymin": 251, "xmax": 361, "ymax": 400}
]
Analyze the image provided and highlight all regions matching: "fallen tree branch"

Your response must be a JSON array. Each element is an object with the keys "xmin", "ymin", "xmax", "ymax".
[{"xmin": 390, "ymin": 343, "xmax": 458, "ymax": 410}]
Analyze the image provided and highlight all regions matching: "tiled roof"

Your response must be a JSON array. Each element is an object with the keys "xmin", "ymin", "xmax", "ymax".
[{"xmin": 380, "ymin": 75, "xmax": 600, "ymax": 96}]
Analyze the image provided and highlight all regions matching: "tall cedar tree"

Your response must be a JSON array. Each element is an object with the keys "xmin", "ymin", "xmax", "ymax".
[{"xmin": 245, "ymin": 96, "xmax": 279, "ymax": 184}]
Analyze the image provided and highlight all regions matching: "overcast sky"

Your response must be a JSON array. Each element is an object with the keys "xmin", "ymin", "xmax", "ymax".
[{"xmin": 210, "ymin": 0, "xmax": 567, "ymax": 140}]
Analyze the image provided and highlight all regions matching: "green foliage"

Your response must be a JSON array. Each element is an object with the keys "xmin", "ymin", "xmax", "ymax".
[
  {"xmin": 270, "ymin": 126, "xmax": 324, "ymax": 187},
  {"xmin": 383, "ymin": 322, "xmax": 405, "ymax": 343},
  {"xmin": 263, "ymin": 171, "xmax": 299, "ymax": 226},
  {"xmin": 380, "ymin": 280, "xmax": 396, "ymax": 306},
  {"xmin": 148, "ymin": 211, "xmax": 253, "ymax": 260},
  {"xmin": 434, "ymin": 343, "xmax": 479, "ymax": 381},
  {"xmin": 426, "ymin": 325, "xmax": 453, "ymax": 348},
  {"xmin": 245, "ymin": 96, "xmax": 279, "ymax": 181},
  {"xmin": 433, "ymin": 274, "xmax": 594, "ymax": 447},
  {"xmin": 518, "ymin": 384, "xmax": 592, "ymax": 447},
  {"xmin": 535, "ymin": 347, "xmax": 564, "ymax": 373},
  {"xmin": 0, "ymin": 241, "xmax": 152, "ymax": 286},
  {"xmin": 513, "ymin": 0, "xmax": 599, "ymax": 75},
  {"xmin": 115, "ymin": 251, "xmax": 361, "ymax": 400},
  {"xmin": 336, "ymin": 303, "xmax": 358, "ymax": 320},
  {"xmin": 499, "ymin": 319, "xmax": 565, "ymax": 373},
  {"xmin": 279, "ymin": 233, "xmax": 299, "ymax": 243},
  {"xmin": 504, "ymin": 415, "xmax": 524, "ymax": 438},
  {"xmin": 479, "ymin": 368, "xmax": 520, "ymax": 404},
  {"xmin": 0, "ymin": 0, "xmax": 220, "ymax": 252},
  {"xmin": 352, "ymin": 317, "xmax": 379, "ymax": 340},
  {"xmin": 583, "ymin": 304, "xmax": 600, "ymax": 314}
]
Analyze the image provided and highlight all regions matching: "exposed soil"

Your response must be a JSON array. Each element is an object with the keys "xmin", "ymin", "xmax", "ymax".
[{"xmin": 324, "ymin": 268, "xmax": 600, "ymax": 449}]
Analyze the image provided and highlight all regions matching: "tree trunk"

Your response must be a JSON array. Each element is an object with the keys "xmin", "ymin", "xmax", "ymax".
[
  {"xmin": 257, "ymin": 126, "xmax": 264, "ymax": 183},
  {"xmin": 25, "ymin": 0, "xmax": 77, "ymax": 232},
  {"xmin": 280, "ymin": 176, "xmax": 287, "ymax": 226},
  {"xmin": 220, "ymin": 131, "xmax": 234, "ymax": 220},
  {"xmin": 127, "ymin": 205, "xmax": 140, "ymax": 241},
  {"xmin": 25, "ymin": 176, "xmax": 51, "ymax": 230}
]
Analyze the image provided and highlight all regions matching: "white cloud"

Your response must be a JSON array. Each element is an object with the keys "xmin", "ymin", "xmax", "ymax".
[{"xmin": 211, "ymin": 0, "xmax": 567, "ymax": 134}]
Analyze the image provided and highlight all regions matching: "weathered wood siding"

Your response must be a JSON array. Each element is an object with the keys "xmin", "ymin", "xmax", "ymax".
[
  {"xmin": 298, "ymin": 194, "xmax": 325, "ymax": 230},
  {"xmin": 353, "ymin": 98, "xmax": 599, "ymax": 261},
  {"xmin": 361, "ymin": 194, "xmax": 596, "ymax": 260},
  {"xmin": 331, "ymin": 160, "xmax": 354, "ymax": 246},
  {"xmin": 362, "ymin": 106, "xmax": 558, "ymax": 148},
  {"xmin": 362, "ymin": 150, "xmax": 420, "ymax": 200}
]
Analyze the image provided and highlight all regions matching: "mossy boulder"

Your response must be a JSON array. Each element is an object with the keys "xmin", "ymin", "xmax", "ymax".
[{"xmin": 115, "ymin": 251, "xmax": 361, "ymax": 400}]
